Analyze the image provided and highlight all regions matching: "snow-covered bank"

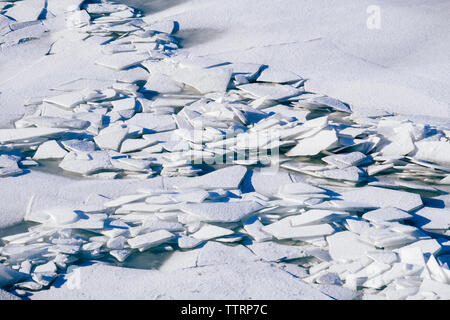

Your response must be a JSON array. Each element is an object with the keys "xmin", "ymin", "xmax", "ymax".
[
  {"xmin": 1, "ymin": 0, "xmax": 450, "ymax": 301},
  {"xmin": 130, "ymin": 0, "xmax": 450, "ymax": 121}
]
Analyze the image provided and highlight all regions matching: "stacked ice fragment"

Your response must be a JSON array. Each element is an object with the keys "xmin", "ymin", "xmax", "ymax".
[{"xmin": 1, "ymin": 0, "xmax": 450, "ymax": 299}]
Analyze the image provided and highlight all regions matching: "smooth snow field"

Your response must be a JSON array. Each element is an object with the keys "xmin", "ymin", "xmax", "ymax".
[{"xmin": 0, "ymin": 0, "xmax": 449, "ymax": 300}]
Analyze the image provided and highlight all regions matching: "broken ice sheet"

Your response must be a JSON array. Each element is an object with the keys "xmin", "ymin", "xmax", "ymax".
[
  {"xmin": 84, "ymin": 2, "xmax": 129, "ymax": 14},
  {"xmin": 418, "ymin": 279, "xmax": 450, "ymax": 299},
  {"xmin": 179, "ymin": 201, "xmax": 263, "ymax": 223},
  {"xmin": 238, "ymin": 83, "xmax": 303, "ymax": 101},
  {"xmin": 290, "ymin": 210, "xmax": 349, "ymax": 226},
  {"xmin": 322, "ymin": 152, "xmax": 367, "ymax": 168},
  {"xmin": 1, "ymin": 243, "xmax": 50, "ymax": 264},
  {"xmin": 145, "ymin": 19, "xmax": 177, "ymax": 34},
  {"xmin": 263, "ymin": 104, "xmax": 309, "ymax": 122},
  {"xmin": 256, "ymin": 66, "xmax": 302, "ymax": 83},
  {"xmin": 110, "ymin": 97, "xmax": 136, "ymax": 119},
  {"xmin": 0, "ymin": 0, "xmax": 449, "ymax": 300},
  {"xmin": 127, "ymin": 229, "xmax": 175, "ymax": 251},
  {"xmin": 33, "ymin": 140, "xmax": 68, "ymax": 160},
  {"xmin": 327, "ymin": 231, "xmax": 375, "ymax": 262},
  {"xmin": 244, "ymin": 240, "xmax": 326, "ymax": 262},
  {"xmin": 413, "ymin": 140, "xmax": 450, "ymax": 167},
  {"xmin": 125, "ymin": 113, "xmax": 176, "ymax": 133},
  {"xmin": 363, "ymin": 263, "xmax": 423, "ymax": 290},
  {"xmin": 4, "ymin": 1, "xmax": 45, "ymax": 23},
  {"xmin": 367, "ymin": 163, "xmax": 394, "ymax": 176},
  {"xmin": 366, "ymin": 250, "xmax": 399, "ymax": 265},
  {"xmin": 378, "ymin": 130, "xmax": 415, "ymax": 157},
  {"xmin": 192, "ymin": 224, "xmax": 234, "ymax": 240},
  {"xmin": 168, "ymin": 190, "xmax": 210, "ymax": 204},
  {"xmin": 262, "ymin": 216, "xmax": 335, "ymax": 240},
  {"xmin": 411, "ymin": 207, "xmax": 450, "ymax": 232},
  {"xmin": 177, "ymin": 235, "xmax": 204, "ymax": 249},
  {"xmin": 107, "ymin": 248, "xmax": 131, "ymax": 262},
  {"xmin": 15, "ymin": 281, "xmax": 43, "ymax": 291},
  {"xmin": 0, "ymin": 264, "xmax": 29, "ymax": 288},
  {"xmin": 43, "ymin": 91, "xmax": 87, "ymax": 109},
  {"xmin": 59, "ymin": 151, "xmax": 113, "ymax": 175},
  {"xmin": 37, "ymin": 207, "xmax": 80, "ymax": 226},
  {"xmin": 171, "ymin": 65, "xmax": 233, "ymax": 94},
  {"xmin": 104, "ymin": 194, "xmax": 148, "ymax": 208},
  {"xmin": 94, "ymin": 125, "xmax": 128, "ymax": 151},
  {"xmin": 277, "ymin": 181, "xmax": 326, "ymax": 195},
  {"xmin": 319, "ymin": 166, "xmax": 362, "ymax": 182},
  {"xmin": 177, "ymin": 165, "xmax": 247, "ymax": 190},
  {"xmin": 296, "ymin": 95, "xmax": 351, "ymax": 113},
  {"xmin": 20, "ymin": 116, "xmax": 90, "ymax": 130},
  {"xmin": 143, "ymin": 72, "xmax": 183, "ymax": 94},
  {"xmin": 286, "ymin": 129, "xmax": 338, "ymax": 156},
  {"xmin": 0, "ymin": 128, "xmax": 67, "ymax": 144},
  {"xmin": 95, "ymin": 52, "xmax": 149, "ymax": 70},
  {"xmin": 398, "ymin": 239, "xmax": 442, "ymax": 256},
  {"xmin": 242, "ymin": 216, "xmax": 272, "ymax": 242},
  {"xmin": 0, "ymin": 155, "xmax": 23, "ymax": 177},
  {"xmin": 60, "ymin": 140, "xmax": 96, "ymax": 154},
  {"xmin": 362, "ymin": 207, "xmax": 412, "ymax": 223},
  {"xmin": 106, "ymin": 236, "xmax": 127, "ymax": 250},
  {"xmin": 66, "ymin": 9, "xmax": 91, "ymax": 28},
  {"xmin": 340, "ymin": 186, "xmax": 423, "ymax": 212}
]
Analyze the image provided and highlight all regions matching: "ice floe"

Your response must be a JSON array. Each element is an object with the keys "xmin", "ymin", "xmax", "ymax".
[{"xmin": 1, "ymin": 0, "xmax": 450, "ymax": 301}]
